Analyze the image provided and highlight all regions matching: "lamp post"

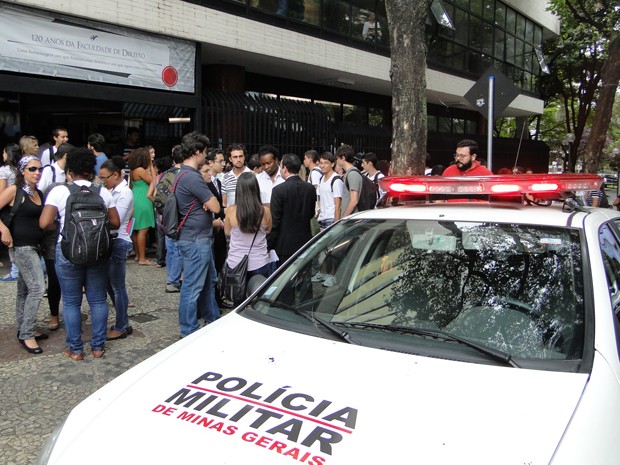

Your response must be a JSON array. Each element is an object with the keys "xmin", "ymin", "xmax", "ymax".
[{"xmin": 562, "ymin": 133, "xmax": 575, "ymax": 172}]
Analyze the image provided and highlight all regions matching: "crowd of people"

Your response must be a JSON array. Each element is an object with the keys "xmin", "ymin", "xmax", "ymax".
[
  {"xmin": 3, "ymin": 130, "xmax": 610, "ymax": 359},
  {"xmin": 0, "ymin": 126, "xmax": 392, "ymax": 358}
]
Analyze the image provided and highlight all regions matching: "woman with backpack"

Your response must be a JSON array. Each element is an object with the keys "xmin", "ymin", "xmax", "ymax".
[
  {"xmin": 100, "ymin": 156, "xmax": 135, "ymax": 341},
  {"xmin": 0, "ymin": 156, "xmax": 47, "ymax": 354},
  {"xmin": 40, "ymin": 148, "xmax": 120, "ymax": 360}
]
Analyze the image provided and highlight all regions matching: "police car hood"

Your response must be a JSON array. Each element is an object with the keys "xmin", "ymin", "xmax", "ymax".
[{"xmin": 48, "ymin": 313, "xmax": 588, "ymax": 465}]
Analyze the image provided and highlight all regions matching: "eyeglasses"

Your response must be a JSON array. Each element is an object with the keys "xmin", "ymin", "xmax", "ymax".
[
  {"xmin": 454, "ymin": 153, "xmax": 471, "ymax": 160},
  {"xmin": 99, "ymin": 174, "xmax": 115, "ymax": 181},
  {"xmin": 27, "ymin": 166, "xmax": 44, "ymax": 172}
]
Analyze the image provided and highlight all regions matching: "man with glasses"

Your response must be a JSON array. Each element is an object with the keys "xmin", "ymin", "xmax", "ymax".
[{"xmin": 443, "ymin": 139, "xmax": 492, "ymax": 176}]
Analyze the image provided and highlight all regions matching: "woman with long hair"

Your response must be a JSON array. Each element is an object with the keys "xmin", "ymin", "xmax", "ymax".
[
  {"xmin": 127, "ymin": 147, "xmax": 155, "ymax": 265},
  {"xmin": 0, "ymin": 156, "xmax": 47, "ymax": 354},
  {"xmin": 0, "ymin": 143, "xmax": 21, "ymax": 194},
  {"xmin": 0, "ymin": 143, "xmax": 23, "ymax": 281},
  {"xmin": 100, "ymin": 156, "xmax": 135, "ymax": 340},
  {"xmin": 224, "ymin": 172, "xmax": 273, "ymax": 279}
]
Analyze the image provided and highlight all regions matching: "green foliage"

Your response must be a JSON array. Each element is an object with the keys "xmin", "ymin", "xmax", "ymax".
[{"xmin": 539, "ymin": 0, "xmax": 620, "ymax": 171}]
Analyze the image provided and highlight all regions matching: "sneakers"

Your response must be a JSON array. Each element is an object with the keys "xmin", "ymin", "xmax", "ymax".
[
  {"xmin": 322, "ymin": 275, "xmax": 337, "ymax": 287},
  {"xmin": 165, "ymin": 283, "xmax": 180, "ymax": 293},
  {"xmin": 311, "ymin": 272, "xmax": 329, "ymax": 282},
  {"xmin": 0, "ymin": 274, "xmax": 18, "ymax": 282}
]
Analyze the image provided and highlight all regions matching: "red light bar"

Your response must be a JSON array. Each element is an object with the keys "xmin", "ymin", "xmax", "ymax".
[{"xmin": 380, "ymin": 174, "xmax": 602, "ymax": 197}]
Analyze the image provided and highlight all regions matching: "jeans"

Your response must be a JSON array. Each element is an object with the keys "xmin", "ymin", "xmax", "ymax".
[
  {"xmin": 107, "ymin": 239, "xmax": 133, "ymax": 331},
  {"xmin": 11, "ymin": 246, "xmax": 45, "ymax": 340},
  {"xmin": 177, "ymin": 237, "xmax": 219, "ymax": 337},
  {"xmin": 55, "ymin": 247, "xmax": 109, "ymax": 353},
  {"xmin": 44, "ymin": 258, "xmax": 61, "ymax": 317},
  {"xmin": 165, "ymin": 236, "xmax": 182, "ymax": 287},
  {"xmin": 8, "ymin": 261, "xmax": 19, "ymax": 278},
  {"xmin": 156, "ymin": 227, "xmax": 166, "ymax": 266},
  {"xmin": 248, "ymin": 261, "xmax": 275, "ymax": 279}
]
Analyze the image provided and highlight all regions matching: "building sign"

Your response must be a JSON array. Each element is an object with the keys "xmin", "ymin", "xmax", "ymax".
[{"xmin": 0, "ymin": 4, "xmax": 195, "ymax": 92}]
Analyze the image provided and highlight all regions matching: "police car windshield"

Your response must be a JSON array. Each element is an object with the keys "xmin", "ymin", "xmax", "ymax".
[{"xmin": 247, "ymin": 219, "xmax": 586, "ymax": 371}]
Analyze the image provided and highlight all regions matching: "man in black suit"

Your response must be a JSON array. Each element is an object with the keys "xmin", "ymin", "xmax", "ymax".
[
  {"xmin": 206, "ymin": 148, "xmax": 227, "ymax": 275},
  {"xmin": 268, "ymin": 153, "xmax": 317, "ymax": 266}
]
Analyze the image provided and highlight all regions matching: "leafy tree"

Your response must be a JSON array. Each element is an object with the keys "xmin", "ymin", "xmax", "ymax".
[
  {"xmin": 544, "ymin": 0, "xmax": 620, "ymax": 173},
  {"xmin": 385, "ymin": 0, "xmax": 432, "ymax": 175}
]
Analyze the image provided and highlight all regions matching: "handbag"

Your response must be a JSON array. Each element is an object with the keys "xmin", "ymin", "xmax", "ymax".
[
  {"xmin": 0, "ymin": 188, "xmax": 25, "ymax": 238},
  {"xmin": 219, "ymin": 223, "xmax": 260, "ymax": 306}
]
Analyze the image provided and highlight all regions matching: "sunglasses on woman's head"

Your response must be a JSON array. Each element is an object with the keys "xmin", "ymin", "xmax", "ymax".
[{"xmin": 27, "ymin": 166, "xmax": 44, "ymax": 172}]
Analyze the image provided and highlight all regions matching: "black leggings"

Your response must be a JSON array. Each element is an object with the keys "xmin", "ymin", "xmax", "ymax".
[{"xmin": 44, "ymin": 258, "xmax": 61, "ymax": 317}]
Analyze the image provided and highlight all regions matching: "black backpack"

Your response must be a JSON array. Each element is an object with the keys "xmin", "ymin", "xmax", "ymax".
[
  {"xmin": 60, "ymin": 184, "xmax": 111, "ymax": 265},
  {"xmin": 345, "ymin": 167, "xmax": 377, "ymax": 211},
  {"xmin": 161, "ymin": 170, "xmax": 197, "ymax": 240},
  {"xmin": 153, "ymin": 166, "xmax": 180, "ymax": 214}
]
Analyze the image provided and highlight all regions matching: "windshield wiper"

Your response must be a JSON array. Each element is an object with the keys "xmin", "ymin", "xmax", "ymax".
[
  {"xmin": 255, "ymin": 297, "xmax": 358, "ymax": 345},
  {"xmin": 334, "ymin": 322, "xmax": 519, "ymax": 367}
]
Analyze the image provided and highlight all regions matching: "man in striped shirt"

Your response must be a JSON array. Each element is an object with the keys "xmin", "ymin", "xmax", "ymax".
[{"xmin": 222, "ymin": 143, "xmax": 252, "ymax": 207}]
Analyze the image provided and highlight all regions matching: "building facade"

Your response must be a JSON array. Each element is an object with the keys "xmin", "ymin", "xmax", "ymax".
[{"xmin": 0, "ymin": 0, "xmax": 559, "ymax": 170}]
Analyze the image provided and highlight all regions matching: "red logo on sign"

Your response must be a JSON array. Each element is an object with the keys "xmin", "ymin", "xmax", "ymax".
[{"xmin": 162, "ymin": 66, "xmax": 178, "ymax": 87}]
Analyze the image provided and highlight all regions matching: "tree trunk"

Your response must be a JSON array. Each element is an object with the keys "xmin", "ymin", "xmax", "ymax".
[
  {"xmin": 583, "ymin": 32, "xmax": 620, "ymax": 173},
  {"xmin": 385, "ymin": 0, "xmax": 432, "ymax": 175}
]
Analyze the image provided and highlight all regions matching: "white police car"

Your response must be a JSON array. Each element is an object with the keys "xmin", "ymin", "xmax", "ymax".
[{"xmin": 38, "ymin": 174, "xmax": 620, "ymax": 465}]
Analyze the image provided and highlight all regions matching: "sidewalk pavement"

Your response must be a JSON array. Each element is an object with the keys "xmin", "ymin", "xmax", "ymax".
[{"xmin": 0, "ymin": 256, "xmax": 186, "ymax": 465}]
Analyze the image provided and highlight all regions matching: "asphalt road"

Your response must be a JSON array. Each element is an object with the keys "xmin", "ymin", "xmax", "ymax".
[{"xmin": 0, "ymin": 255, "xmax": 185, "ymax": 465}]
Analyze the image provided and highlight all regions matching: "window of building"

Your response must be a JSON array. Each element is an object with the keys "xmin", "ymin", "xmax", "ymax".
[
  {"xmin": 469, "ymin": 0, "xmax": 483, "ymax": 17},
  {"xmin": 453, "ymin": 7, "xmax": 469, "ymax": 46},
  {"xmin": 482, "ymin": 0, "xmax": 494, "ymax": 22},
  {"xmin": 343, "ymin": 103, "xmax": 366, "ymax": 124},
  {"xmin": 205, "ymin": 0, "xmax": 547, "ymax": 95},
  {"xmin": 453, "ymin": 118, "xmax": 465, "ymax": 134},
  {"xmin": 505, "ymin": 34, "xmax": 515, "ymax": 64},
  {"xmin": 323, "ymin": 0, "xmax": 351, "ymax": 35},
  {"xmin": 506, "ymin": 7, "xmax": 516, "ymax": 34},
  {"xmin": 515, "ymin": 38, "xmax": 525, "ymax": 68},
  {"xmin": 300, "ymin": 0, "xmax": 321, "ymax": 25},
  {"xmin": 534, "ymin": 25, "xmax": 543, "ymax": 47},
  {"xmin": 482, "ymin": 22, "xmax": 494, "ymax": 55},
  {"xmin": 516, "ymin": 14, "xmax": 526, "ymax": 40},
  {"xmin": 316, "ymin": 100, "xmax": 342, "ymax": 122},
  {"xmin": 428, "ymin": 114, "xmax": 438, "ymax": 132},
  {"xmin": 494, "ymin": 29, "xmax": 505, "ymax": 60},
  {"xmin": 494, "ymin": 1, "xmax": 505, "ymax": 28},
  {"xmin": 368, "ymin": 106, "xmax": 385, "ymax": 127},
  {"xmin": 465, "ymin": 119, "xmax": 476, "ymax": 134},
  {"xmin": 525, "ymin": 18, "xmax": 534, "ymax": 44},
  {"xmin": 438, "ymin": 116, "xmax": 452, "ymax": 133},
  {"xmin": 469, "ymin": 15, "xmax": 483, "ymax": 51}
]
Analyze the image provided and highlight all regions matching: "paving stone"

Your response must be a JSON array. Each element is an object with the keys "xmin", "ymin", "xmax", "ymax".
[{"xmin": 0, "ymin": 257, "xmax": 185, "ymax": 464}]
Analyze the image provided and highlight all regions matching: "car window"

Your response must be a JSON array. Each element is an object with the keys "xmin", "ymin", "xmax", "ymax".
[
  {"xmin": 599, "ymin": 221, "xmax": 620, "ymax": 357},
  {"xmin": 247, "ymin": 219, "xmax": 586, "ymax": 371}
]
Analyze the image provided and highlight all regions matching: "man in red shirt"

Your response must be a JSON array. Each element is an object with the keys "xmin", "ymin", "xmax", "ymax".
[{"xmin": 443, "ymin": 139, "xmax": 493, "ymax": 176}]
